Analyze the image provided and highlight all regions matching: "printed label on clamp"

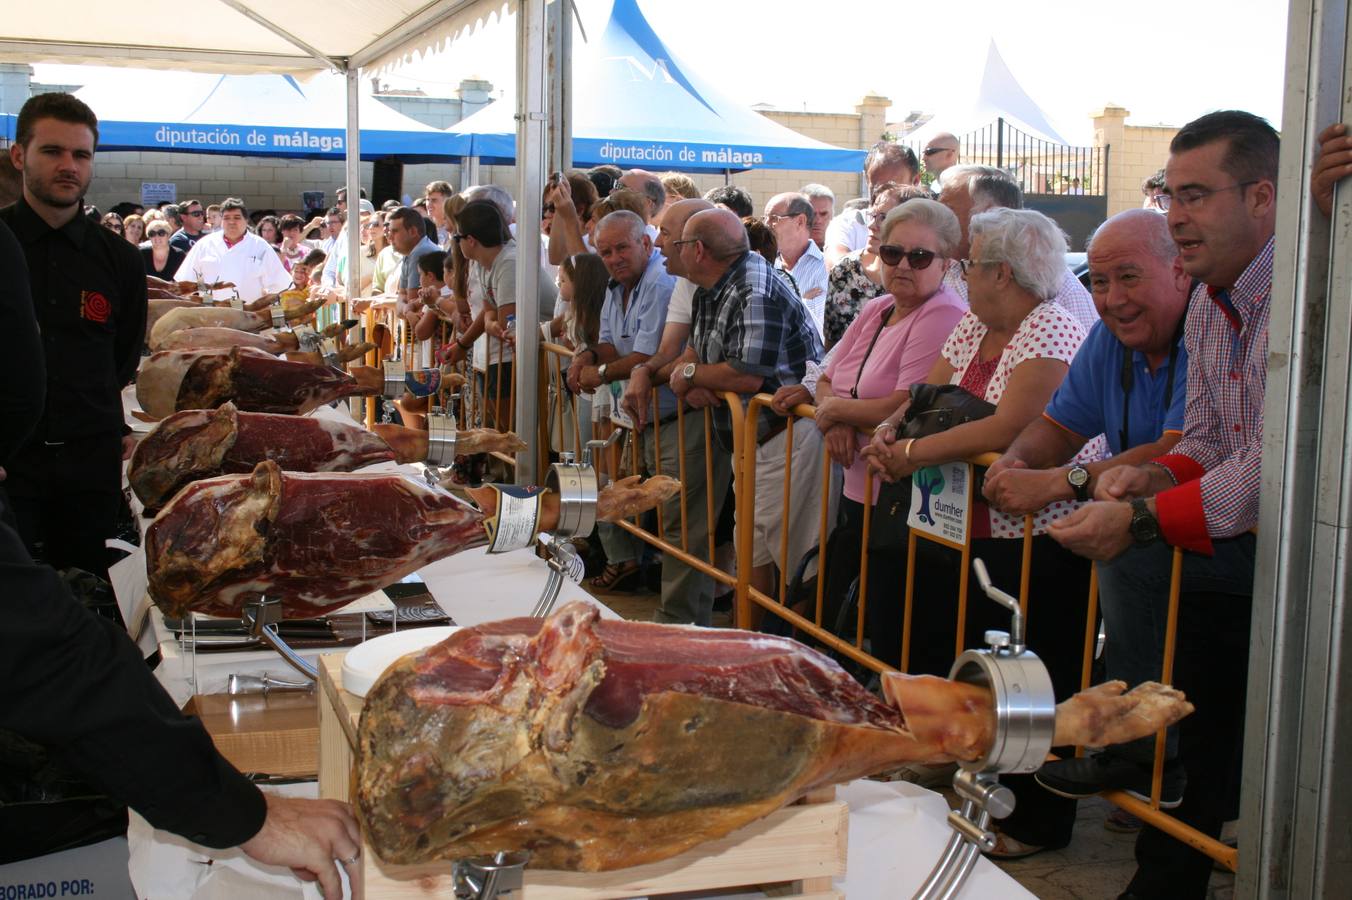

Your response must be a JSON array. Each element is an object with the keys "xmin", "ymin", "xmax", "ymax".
[
  {"xmin": 484, "ymin": 483, "xmax": 544, "ymax": 553},
  {"xmin": 292, "ymin": 325, "xmax": 322, "ymax": 352}
]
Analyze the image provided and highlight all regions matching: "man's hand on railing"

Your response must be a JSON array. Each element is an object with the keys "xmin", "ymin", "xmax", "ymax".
[
  {"xmin": 578, "ymin": 365, "xmax": 604, "ymax": 391},
  {"xmin": 1313, "ymin": 123, "xmax": 1352, "ymax": 218},
  {"xmin": 566, "ymin": 357, "xmax": 586, "ymax": 393},
  {"xmin": 983, "ymin": 464, "xmax": 1065, "ymax": 517},
  {"xmin": 771, "ymin": 383, "xmax": 811, "ymax": 416},
  {"xmin": 1094, "ymin": 464, "xmax": 1155, "ymax": 502},
  {"xmin": 623, "ymin": 366, "xmax": 653, "ymax": 427},
  {"xmin": 1046, "ymin": 501, "xmax": 1135, "ymax": 561},
  {"xmin": 812, "ymin": 395, "xmax": 849, "ymax": 430},
  {"xmin": 824, "ymin": 422, "xmax": 856, "ymax": 468},
  {"xmin": 685, "ymin": 387, "xmax": 721, "ymax": 409}
]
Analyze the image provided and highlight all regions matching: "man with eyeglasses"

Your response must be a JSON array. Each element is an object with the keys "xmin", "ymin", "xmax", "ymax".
[
  {"xmin": 168, "ymin": 198, "xmax": 206, "ymax": 252},
  {"xmin": 764, "ymin": 192, "xmax": 828, "ymax": 340},
  {"xmin": 669, "ymin": 208, "xmax": 826, "ymax": 608},
  {"xmin": 824, "ymin": 142, "xmax": 920, "ymax": 268},
  {"xmin": 0, "ymin": 92, "xmax": 145, "ymax": 582},
  {"xmin": 1141, "ymin": 169, "xmax": 1168, "ymax": 213},
  {"xmin": 922, "ymin": 133, "xmax": 960, "ymax": 187},
  {"xmin": 1044, "ymin": 110, "xmax": 1278, "ymax": 900}
]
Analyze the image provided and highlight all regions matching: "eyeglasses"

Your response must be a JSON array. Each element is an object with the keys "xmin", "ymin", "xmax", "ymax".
[
  {"xmin": 451, "ymin": 233, "xmax": 465, "ymax": 243},
  {"xmin": 149, "ymin": 231, "xmax": 170, "ymax": 238},
  {"xmin": 923, "ymin": 147, "xmax": 956, "ymax": 156},
  {"xmin": 767, "ymin": 212, "xmax": 802, "ymax": 227},
  {"xmin": 958, "ymin": 258, "xmax": 999, "ymax": 275},
  {"xmin": 671, "ymin": 238, "xmax": 701, "ymax": 249},
  {"xmin": 1157, "ymin": 181, "xmax": 1258, "ymax": 212},
  {"xmin": 878, "ymin": 245, "xmax": 938, "ymax": 270},
  {"xmin": 184, "ymin": 209, "xmax": 204, "ymax": 217}
]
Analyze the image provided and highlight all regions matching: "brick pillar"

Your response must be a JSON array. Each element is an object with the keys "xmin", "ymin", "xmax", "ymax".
[
  {"xmin": 854, "ymin": 94, "xmax": 891, "ymax": 198},
  {"xmin": 1091, "ymin": 105, "xmax": 1130, "ymax": 215}
]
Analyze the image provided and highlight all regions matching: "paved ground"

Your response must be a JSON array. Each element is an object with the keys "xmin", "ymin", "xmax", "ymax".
[{"xmin": 598, "ymin": 577, "xmax": 1237, "ymax": 899}]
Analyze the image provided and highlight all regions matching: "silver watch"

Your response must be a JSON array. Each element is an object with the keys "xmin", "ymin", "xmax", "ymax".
[
  {"xmin": 597, "ymin": 362, "xmax": 609, "ymax": 384},
  {"xmin": 681, "ymin": 362, "xmax": 698, "ymax": 384}
]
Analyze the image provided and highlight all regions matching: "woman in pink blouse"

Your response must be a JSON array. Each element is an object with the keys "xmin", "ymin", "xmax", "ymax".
[{"xmin": 862, "ymin": 207, "xmax": 1098, "ymax": 859}]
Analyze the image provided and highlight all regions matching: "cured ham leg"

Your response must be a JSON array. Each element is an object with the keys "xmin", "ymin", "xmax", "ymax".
[
  {"xmin": 284, "ymin": 341, "xmax": 376, "ymax": 368},
  {"xmin": 147, "ymin": 298, "xmax": 203, "ymax": 339},
  {"xmin": 144, "ymin": 461, "xmax": 679, "ymax": 618},
  {"xmin": 128, "ymin": 403, "xmax": 398, "ymax": 513},
  {"xmin": 157, "ymin": 326, "xmax": 297, "ymax": 354},
  {"xmin": 370, "ymin": 423, "xmax": 528, "ymax": 462},
  {"xmin": 149, "ymin": 306, "xmax": 270, "ymax": 348},
  {"xmin": 356, "ymin": 603, "xmax": 1193, "ymax": 871},
  {"xmin": 136, "ymin": 346, "xmax": 381, "ymax": 418}
]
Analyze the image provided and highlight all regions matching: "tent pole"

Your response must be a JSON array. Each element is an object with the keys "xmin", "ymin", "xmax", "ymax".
[
  {"xmin": 513, "ymin": 0, "xmax": 548, "ymax": 486},
  {"xmin": 547, "ymin": 0, "xmax": 572, "ymax": 172},
  {"xmin": 1241, "ymin": 0, "xmax": 1352, "ymax": 894},
  {"xmin": 343, "ymin": 65, "xmax": 362, "ymax": 326}
]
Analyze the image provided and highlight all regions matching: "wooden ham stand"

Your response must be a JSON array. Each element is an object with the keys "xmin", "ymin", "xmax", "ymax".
[{"xmin": 317, "ymin": 653, "xmax": 848, "ymax": 899}]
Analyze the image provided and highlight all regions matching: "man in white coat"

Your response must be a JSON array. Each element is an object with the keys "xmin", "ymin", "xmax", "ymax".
[{"xmin": 174, "ymin": 197, "xmax": 290, "ymax": 303}]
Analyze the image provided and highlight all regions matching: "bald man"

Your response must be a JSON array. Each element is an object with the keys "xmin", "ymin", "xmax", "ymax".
[
  {"xmin": 669, "ymin": 209, "xmax": 827, "ymax": 604},
  {"xmin": 980, "ymin": 207, "xmax": 1192, "ymax": 850},
  {"xmin": 922, "ymin": 132, "xmax": 960, "ymax": 186}
]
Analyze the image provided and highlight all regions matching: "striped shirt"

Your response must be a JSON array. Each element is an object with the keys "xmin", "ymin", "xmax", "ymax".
[
  {"xmin": 777, "ymin": 239, "xmax": 829, "ymax": 339},
  {"xmin": 1153, "ymin": 237, "xmax": 1274, "ymax": 553}
]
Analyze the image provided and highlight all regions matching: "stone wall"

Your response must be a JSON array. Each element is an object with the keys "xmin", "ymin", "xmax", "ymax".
[{"xmin": 1093, "ymin": 105, "xmax": 1178, "ymax": 217}]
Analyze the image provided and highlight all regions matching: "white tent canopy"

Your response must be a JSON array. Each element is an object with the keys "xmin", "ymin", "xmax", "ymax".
[
  {"xmin": 904, "ymin": 41, "xmax": 1071, "ymax": 147},
  {"xmin": 0, "ymin": 0, "xmax": 513, "ymax": 76}
]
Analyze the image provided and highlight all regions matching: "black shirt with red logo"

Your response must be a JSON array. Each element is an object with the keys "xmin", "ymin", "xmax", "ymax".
[{"xmin": 0, "ymin": 198, "xmax": 147, "ymax": 443}]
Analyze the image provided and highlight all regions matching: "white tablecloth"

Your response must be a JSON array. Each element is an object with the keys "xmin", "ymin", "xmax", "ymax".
[{"xmin": 128, "ymin": 780, "xmax": 1034, "ymax": 900}]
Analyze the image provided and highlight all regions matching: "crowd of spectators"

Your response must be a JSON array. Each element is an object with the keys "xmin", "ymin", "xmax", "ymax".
[{"xmin": 39, "ymin": 97, "xmax": 1341, "ymax": 898}]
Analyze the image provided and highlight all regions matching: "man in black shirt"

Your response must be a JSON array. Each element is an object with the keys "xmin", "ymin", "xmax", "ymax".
[
  {"xmin": 168, "ymin": 197, "xmax": 206, "ymax": 253},
  {"xmin": 0, "ymin": 93, "xmax": 146, "ymax": 579},
  {"xmin": 0, "ymin": 520, "xmax": 361, "ymax": 893}
]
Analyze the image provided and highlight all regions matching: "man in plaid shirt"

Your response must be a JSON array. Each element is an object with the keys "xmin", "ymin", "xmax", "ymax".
[
  {"xmin": 668, "ymin": 208, "xmax": 827, "ymax": 601},
  {"xmin": 1042, "ymin": 111, "xmax": 1278, "ymax": 899}
]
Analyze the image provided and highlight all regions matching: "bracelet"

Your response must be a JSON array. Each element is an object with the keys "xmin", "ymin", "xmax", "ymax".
[
  {"xmin": 1145, "ymin": 460, "xmax": 1178, "ymax": 485},
  {"xmin": 874, "ymin": 421, "xmax": 896, "ymax": 434},
  {"xmin": 902, "ymin": 438, "xmax": 916, "ymax": 464}
]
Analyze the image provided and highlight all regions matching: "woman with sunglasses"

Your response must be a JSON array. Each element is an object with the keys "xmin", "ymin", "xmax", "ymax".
[
  {"xmin": 807, "ymin": 200, "xmax": 967, "ymax": 633},
  {"xmin": 141, "ymin": 222, "xmax": 186, "ymax": 279},
  {"xmin": 861, "ymin": 206, "xmax": 1100, "ymax": 859},
  {"xmin": 821, "ymin": 183, "xmax": 932, "ymax": 348}
]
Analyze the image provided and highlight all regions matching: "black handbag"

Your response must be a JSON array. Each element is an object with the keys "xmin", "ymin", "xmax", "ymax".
[{"xmin": 899, "ymin": 383, "xmax": 996, "ymax": 439}]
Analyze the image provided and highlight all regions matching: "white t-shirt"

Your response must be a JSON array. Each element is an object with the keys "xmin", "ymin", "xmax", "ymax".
[
  {"xmin": 666, "ymin": 277, "xmax": 697, "ymax": 326},
  {"xmin": 174, "ymin": 231, "xmax": 291, "ymax": 303},
  {"xmin": 824, "ymin": 209, "xmax": 869, "ymax": 255}
]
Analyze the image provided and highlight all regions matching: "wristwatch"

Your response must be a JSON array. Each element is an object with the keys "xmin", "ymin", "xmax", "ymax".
[
  {"xmin": 1129, "ymin": 497, "xmax": 1161, "ymax": 545},
  {"xmin": 1066, "ymin": 465, "xmax": 1090, "ymax": 502},
  {"xmin": 631, "ymin": 362, "xmax": 650, "ymax": 378},
  {"xmin": 681, "ymin": 362, "xmax": 698, "ymax": 385},
  {"xmin": 597, "ymin": 362, "xmax": 609, "ymax": 384}
]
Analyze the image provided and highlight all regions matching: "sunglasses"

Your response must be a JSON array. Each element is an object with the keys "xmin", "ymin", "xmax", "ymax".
[
  {"xmin": 878, "ymin": 245, "xmax": 938, "ymax": 270},
  {"xmin": 923, "ymin": 147, "xmax": 956, "ymax": 157}
]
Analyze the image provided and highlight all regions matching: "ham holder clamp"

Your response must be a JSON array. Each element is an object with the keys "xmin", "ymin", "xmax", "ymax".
[{"xmin": 911, "ymin": 558, "xmax": 1056, "ymax": 900}]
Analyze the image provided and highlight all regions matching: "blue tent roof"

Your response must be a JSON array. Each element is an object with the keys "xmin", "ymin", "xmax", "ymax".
[
  {"xmin": 66, "ymin": 70, "xmax": 469, "ymax": 161},
  {"xmin": 449, "ymin": 0, "xmax": 866, "ymax": 173}
]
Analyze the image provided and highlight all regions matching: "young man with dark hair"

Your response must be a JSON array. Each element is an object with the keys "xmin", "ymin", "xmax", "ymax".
[
  {"xmin": 168, "ymin": 197, "xmax": 206, "ymax": 252},
  {"xmin": 1046, "ymin": 109, "xmax": 1279, "ymax": 899},
  {"xmin": 702, "ymin": 184, "xmax": 754, "ymax": 218},
  {"xmin": 0, "ymin": 92, "xmax": 144, "ymax": 580},
  {"xmin": 174, "ymin": 197, "xmax": 291, "ymax": 303},
  {"xmin": 824, "ymin": 141, "xmax": 921, "ymax": 267}
]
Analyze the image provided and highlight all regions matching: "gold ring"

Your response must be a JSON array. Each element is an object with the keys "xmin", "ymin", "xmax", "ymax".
[{"xmin": 343, "ymin": 854, "xmax": 360, "ymax": 865}]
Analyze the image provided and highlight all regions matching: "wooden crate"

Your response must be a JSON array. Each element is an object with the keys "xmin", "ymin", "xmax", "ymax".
[
  {"xmin": 318, "ymin": 653, "xmax": 846, "ymax": 899},
  {"xmin": 185, "ymin": 690, "xmax": 318, "ymax": 778}
]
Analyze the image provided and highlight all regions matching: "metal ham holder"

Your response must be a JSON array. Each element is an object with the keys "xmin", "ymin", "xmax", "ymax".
[
  {"xmin": 527, "ymin": 430, "xmax": 622, "ymax": 619},
  {"xmin": 912, "ymin": 558, "xmax": 1056, "ymax": 900}
]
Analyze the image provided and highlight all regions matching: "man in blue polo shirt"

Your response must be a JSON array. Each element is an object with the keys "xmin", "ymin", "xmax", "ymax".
[{"xmin": 982, "ymin": 207, "xmax": 1191, "ymax": 817}]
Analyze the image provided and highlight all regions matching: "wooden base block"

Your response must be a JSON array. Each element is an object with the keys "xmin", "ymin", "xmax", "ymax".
[
  {"xmin": 185, "ymin": 690, "xmax": 318, "ymax": 778},
  {"xmin": 317, "ymin": 654, "xmax": 847, "ymax": 899}
]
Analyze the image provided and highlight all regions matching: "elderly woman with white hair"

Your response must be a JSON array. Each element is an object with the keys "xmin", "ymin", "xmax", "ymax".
[{"xmin": 862, "ymin": 206, "xmax": 1102, "ymax": 860}]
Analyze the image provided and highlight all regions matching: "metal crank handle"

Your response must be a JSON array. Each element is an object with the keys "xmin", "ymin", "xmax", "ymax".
[{"xmin": 971, "ymin": 557, "xmax": 1025, "ymax": 649}]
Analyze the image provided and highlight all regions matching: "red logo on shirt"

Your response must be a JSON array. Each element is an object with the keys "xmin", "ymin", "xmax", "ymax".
[{"xmin": 81, "ymin": 291, "xmax": 111, "ymax": 324}]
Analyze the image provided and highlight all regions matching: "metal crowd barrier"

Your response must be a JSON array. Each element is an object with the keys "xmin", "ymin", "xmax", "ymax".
[{"xmin": 733, "ymin": 392, "xmax": 1236, "ymax": 872}]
